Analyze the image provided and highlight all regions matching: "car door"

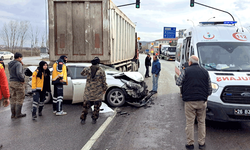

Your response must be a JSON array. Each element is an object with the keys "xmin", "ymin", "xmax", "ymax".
[
  {"xmin": 63, "ymin": 67, "xmax": 73, "ymax": 100},
  {"xmin": 68, "ymin": 66, "xmax": 87, "ymax": 104}
]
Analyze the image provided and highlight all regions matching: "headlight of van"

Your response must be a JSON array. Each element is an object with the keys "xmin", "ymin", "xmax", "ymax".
[{"xmin": 211, "ymin": 82, "xmax": 219, "ymax": 93}]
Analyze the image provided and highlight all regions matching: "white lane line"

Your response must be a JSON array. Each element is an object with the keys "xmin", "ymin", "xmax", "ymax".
[{"xmin": 81, "ymin": 108, "xmax": 117, "ymax": 150}]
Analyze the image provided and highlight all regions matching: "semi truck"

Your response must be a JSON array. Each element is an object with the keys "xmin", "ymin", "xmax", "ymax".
[{"xmin": 48, "ymin": 0, "xmax": 139, "ymax": 72}]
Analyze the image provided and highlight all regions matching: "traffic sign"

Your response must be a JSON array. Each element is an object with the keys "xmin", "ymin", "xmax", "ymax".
[{"xmin": 163, "ymin": 27, "xmax": 176, "ymax": 39}]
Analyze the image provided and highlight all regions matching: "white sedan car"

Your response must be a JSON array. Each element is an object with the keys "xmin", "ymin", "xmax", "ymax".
[
  {"xmin": 28, "ymin": 63, "xmax": 148, "ymax": 107},
  {"xmin": 0, "ymin": 51, "xmax": 14, "ymax": 60}
]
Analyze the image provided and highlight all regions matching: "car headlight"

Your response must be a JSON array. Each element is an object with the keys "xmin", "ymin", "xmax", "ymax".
[
  {"xmin": 211, "ymin": 82, "xmax": 219, "ymax": 93},
  {"xmin": 121, "ymin": 79, "xmax": 141, "ymax": 89}
]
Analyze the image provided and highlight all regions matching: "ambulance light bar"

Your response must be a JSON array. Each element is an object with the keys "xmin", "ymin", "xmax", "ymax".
[{"xmin": 199, "ymin": 21, "xmax": 237, "ymax": 25}]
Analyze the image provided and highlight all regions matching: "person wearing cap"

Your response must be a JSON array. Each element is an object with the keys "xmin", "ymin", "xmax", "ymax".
[
  {"xmin": 8, "ymin": 52, "xmax": 26, "ymax": 118},
  {"xmin": 31, "ymin": 61, "xmax": 51, "ymax": 120},
  {"xmin": 52, "ymin": 55, "xmax": 68, "ymax": 116},
  {"xmin": 0, "ymin": 58, "xmax": 5, "ymax": 69},
  {"xmin": 80, "ymin": 57, "xmax": 107, "ymax": 124}
]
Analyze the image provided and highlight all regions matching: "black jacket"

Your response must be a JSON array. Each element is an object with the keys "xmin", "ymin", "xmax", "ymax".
[
  {"xmin": 145, "ymin": 56, "xmax": 151, "ymax": 66},
  {"xmin": 182, "ymin": 63, "xmax": 209, "ymax": 102}
]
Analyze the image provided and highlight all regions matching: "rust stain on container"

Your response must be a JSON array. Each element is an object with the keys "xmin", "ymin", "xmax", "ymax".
[
  {"xmin": 95, "ymin": 34, "xmax": 100, "ymax": 48},
  {"xmin": 60, "ymin": 34, "xmax": 65, "ymax": 48}
]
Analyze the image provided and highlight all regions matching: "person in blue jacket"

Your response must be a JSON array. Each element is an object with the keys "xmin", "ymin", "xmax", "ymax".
[{"xmin": 150, "ymin": 55, "xmax": 161, "ymax": 93}]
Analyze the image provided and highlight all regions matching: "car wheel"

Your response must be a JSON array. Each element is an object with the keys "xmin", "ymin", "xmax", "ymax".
[
  {"xmin": 44, "ymin": 92, "xmax": 52, "ymax": 104},
  {"xmin": 107, "ymin": 88, "xmax": 126, "ymax": 107},
  {"xmin": 10, "ymin": 56, "xmax": 13, "ymax": 60}
]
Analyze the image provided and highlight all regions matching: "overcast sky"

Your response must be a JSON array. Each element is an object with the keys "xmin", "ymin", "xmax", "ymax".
[{"xmin": 0, "ymin": 0, "xmax": 250, "ymax": 46}]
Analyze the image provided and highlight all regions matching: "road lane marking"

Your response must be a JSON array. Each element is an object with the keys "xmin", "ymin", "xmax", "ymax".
[{"xmin": 81, "ymin": 108, "xmax": 117, "ymax": 150}]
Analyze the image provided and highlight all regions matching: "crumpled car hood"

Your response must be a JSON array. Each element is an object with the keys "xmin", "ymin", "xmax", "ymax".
[{"xmin": 113, "ymin": 72, "xmax": 144, "ymax": 82}]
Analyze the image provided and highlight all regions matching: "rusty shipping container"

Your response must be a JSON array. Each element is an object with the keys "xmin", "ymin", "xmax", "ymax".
[{"xmin": 48, "ymin": 0, "xmax": 137, "ymax": 70}]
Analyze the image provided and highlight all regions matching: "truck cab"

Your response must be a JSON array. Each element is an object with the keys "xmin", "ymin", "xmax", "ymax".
[{"xmin": 175, "ymin": 21, "xmax": 250, "ymax": 122}]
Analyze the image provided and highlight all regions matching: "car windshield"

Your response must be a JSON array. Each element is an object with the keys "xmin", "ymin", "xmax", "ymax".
[
  {"xmin": 197, "ymin": 42, "xmax": 250, "ymax": 72},
  {"xmin": 167, "ymin": 47, "xmax": 176, "ymax": 52},
  {"xmin": 0, "ymin": 52, "xmax": 4, "ymax": 54},
  {"xmin": 100, "ymin": 65, "xmax": 121, "ymax": 73}
]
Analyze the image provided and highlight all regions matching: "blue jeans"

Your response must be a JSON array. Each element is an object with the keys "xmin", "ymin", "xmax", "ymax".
[{"xmin": 152, "ymin": 74, "xmax": 159, "ymax": 91}]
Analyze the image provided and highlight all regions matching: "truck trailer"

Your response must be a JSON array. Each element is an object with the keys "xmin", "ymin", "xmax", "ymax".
[{"xmin": 48, "ymin": 0, "xmax": 139, "ymax": 72}]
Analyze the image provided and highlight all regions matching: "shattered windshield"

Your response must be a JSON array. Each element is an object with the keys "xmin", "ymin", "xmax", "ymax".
[{"xmin": 197, "ymin": 42, "xmax": 250, "ymax": 72}]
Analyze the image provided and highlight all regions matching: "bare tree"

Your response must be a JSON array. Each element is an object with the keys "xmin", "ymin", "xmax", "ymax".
[
  {"xmin": 19, "ymin": 21, "xmax": 30, "ymax": 51},
  {"xmin": 9, "ymin": 20, "xmax": 19, "ymax": 52},
  {"xmin": 30, "ymin": 26, "xmax": 40, "ymax": 49},
  {"xmin": 41, "ymin": 32, "xmax": 45, "ymax": 47},
  {"xmin": 1, "ymin": 23, "xmax": 10, "ymax": 49}
]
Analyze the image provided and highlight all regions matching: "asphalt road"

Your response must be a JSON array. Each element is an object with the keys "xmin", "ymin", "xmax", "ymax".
[
  {"xmin": 92, "ymin": 54, "xmax": 250, "ymax": 150},
  {"xmin": 0, "ymin": 95, "xmax": 113, "ymax": 150}
]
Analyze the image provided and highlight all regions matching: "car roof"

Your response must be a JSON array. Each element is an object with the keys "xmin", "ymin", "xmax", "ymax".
[{"xmin": 66, "ymin": 63, "xmax": 92, "ymax": 67}]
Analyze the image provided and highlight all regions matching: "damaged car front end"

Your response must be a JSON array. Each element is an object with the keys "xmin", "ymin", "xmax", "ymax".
[{"xmin": 111, "ymin": 72, "xmax": 152, "ymax": 107}]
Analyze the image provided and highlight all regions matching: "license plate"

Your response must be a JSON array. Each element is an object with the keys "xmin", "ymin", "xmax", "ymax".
[{"xmin": 234, "ymin": 109, "xmax": 250, "ymax": 115}]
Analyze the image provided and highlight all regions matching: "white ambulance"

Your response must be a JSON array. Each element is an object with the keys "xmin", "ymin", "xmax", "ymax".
[{"xmin": 175, "ymin": 21, "xmax": 250, "ymax": 122}]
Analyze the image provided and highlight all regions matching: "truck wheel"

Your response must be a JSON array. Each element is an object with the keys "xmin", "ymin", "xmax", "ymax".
[
  {"xmin": 132, "ymin": 62, "xmax": 137, "ymax": 71},
  {"xmin": 107, "ymin": 88, "xmax": 126, "ymax": 107},
  {"xmin": 123, "ymin": 66, "xmax": 126, "ymax": 72}
]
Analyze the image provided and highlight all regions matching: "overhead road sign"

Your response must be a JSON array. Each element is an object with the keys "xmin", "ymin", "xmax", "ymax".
[{"xmin": 163, "ymin": 27, "xmax": 176, "ymax": 39}]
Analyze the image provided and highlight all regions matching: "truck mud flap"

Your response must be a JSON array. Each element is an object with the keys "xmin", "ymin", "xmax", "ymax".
[{"xmin": 126, "ymin": 92, "xmax": 155, "ymax": 107}]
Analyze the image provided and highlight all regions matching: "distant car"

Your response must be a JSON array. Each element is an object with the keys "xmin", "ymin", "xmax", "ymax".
[
  {"xmin": 0, "ymin": 51, "xmax": 14, "ymax": 60},
  {"xmin": 28, "ymin": 63, "xmax": 148, "ymax": 107}
]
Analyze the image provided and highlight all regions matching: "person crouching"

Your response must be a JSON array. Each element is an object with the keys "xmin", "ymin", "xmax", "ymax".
[
  {"xmin": 80, "ymin": 57, "xmax": 107, "ymax": 124},
  {"xmin": 31, "ymin": 61, "xmax": 51, "ymax": 120}
]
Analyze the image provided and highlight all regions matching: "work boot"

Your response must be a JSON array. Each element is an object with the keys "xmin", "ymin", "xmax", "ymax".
[
  {"xmin": 199, "ymin": 143, "xmax": 206, "ymax": 149},
  {"xmin": 185, "ymin": 144, "xmax": 194, "ymax": 150},
  {"xmin": 32, "ymin": 113, "xmax": 37, "ymax": 120},
  {"xmin": 81, "ymin": 119, "xmax": 86, "ymax": 125},
  {"xmin": 38, "ymin": 107, "xmax": 43, "ymax": 116},
  {"xmin": 10, "ymin": 104, "xmax": 16, "ymax": 119},
  {"xmin": 92, "ymin": 119, "xmax": 97, "ymax": 124},
  {"xmin": 15, "ymin": 104, "xmax": 26, "ymax": 118}
]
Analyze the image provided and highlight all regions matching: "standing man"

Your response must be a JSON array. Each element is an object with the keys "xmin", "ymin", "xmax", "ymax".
[
  {"xmin": 145, "ymin": 53, "xmax": 151, "ymax": 78},
  {"xmin": 52, "ymin": 55, "xmax": 68, "ymax": 116},
  {"xmin": 0, "ymin": 62, "xmax": 10, "ymax": 150},
  {"xmin": 176, "ymin": 55, "xmax": 212, "ymax": 150},
  {"xmin": 80, "ymin": 57, "xmax": 107, "ymax": 124},
  {"xmin": 159, "ymin": 44, "xmax": 162, "ymax": 55},
  {"xmin": 8, "ymin": 52, "xmax": 26, "ymax": 118},
  {"xmin": 150, "ymin": 55, "xmax": 161, "ymax": 93}
]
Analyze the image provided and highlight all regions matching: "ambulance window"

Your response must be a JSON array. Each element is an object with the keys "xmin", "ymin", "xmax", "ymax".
[{"xmin": 191, "ymin": 46, "xmax": 194, "ymax": 55}]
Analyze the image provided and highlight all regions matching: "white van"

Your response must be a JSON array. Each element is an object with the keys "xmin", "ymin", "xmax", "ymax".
[{"xmin": 175, "ymin": 21, "xmax": 250, "ymax": 122}]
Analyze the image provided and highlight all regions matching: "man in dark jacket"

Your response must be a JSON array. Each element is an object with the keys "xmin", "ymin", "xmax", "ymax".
[
  {"xmin": 150, "ymin": 55, "xmax": 161, "ymax": 93},
  {"xmin": 176, "ymin": 55, "xmax": 212, "ymax": 150},
  {"xmin": 8, "ymin": 52, "xmax": 26, "ymax": 118},
  {"xmin": 145, "ymin": 54, "xmax": 151, "ymax": 78}
]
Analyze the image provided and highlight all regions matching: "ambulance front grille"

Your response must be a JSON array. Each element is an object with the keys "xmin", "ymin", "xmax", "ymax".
[{"xmin": 221, "ymin": 86, "xmax": 250, "ymax": 104}]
